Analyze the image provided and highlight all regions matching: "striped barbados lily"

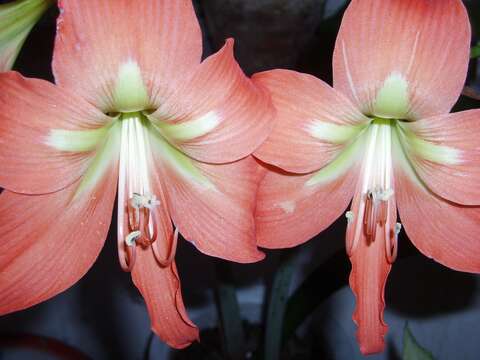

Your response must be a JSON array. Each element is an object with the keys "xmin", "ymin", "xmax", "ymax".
[
  {"xmin": 0, "ymin": 0, "xmax": 272, "ymax": 348},
  {"xmin": 0, "ymin": 0, "xmax": 53, "ymax": 71},
  {"xmin": 253, "ymin": 0, "xmax": 480, "ymax": 355}
]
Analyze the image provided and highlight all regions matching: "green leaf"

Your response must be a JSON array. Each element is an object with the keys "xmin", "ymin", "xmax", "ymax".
[
  {"xmin": 403, "ymin": 324, "xmax": 435, "ymax": 360},
  {"xmin": 264, "ymin": 251, "xmax": 297, "ymax": 360},
  {"xmin": 214, "ymin": 261, "xmax": 246, "ymax": 360},
  {"xmin": 282, "ymin": 250, "xmax": 349, "ymax": 344},
  {"xmin": 0, "ymin": 0, "xmax": 53, "ymax": 71},
  {"xmin": 471, "ymin": 42, "xmax": 480, "ymax": 59}
]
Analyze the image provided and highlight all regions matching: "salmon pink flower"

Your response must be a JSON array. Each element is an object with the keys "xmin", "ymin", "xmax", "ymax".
[
  {"xmin": 0, "ymin": 0, "xmax": 273, "ymax": 348},
  {"xmin": 253, "ymin": 0, "xmax": 479, "ymax": 354},
  {"xmin": 0, "ymin": 0, "xmax": 53, "ymax": 71}
]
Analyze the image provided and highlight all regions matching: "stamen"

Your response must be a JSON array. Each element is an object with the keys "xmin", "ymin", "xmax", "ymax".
[
  {"xmin": 152, "ymin": 225, "xmax": 179, "ymax": 268},
  {"xmin": 363, "ymin": 188, "xmax": 394, "ymax": 242},
  {"xmin": 130, "ymin": 192, "xmax": 160, "ymax": 210},
  {"xmin": 144, "ymin": 193, "xmax": 160, "ymax": 209},
  {"xmin": 386, "ymin": 222, "xmax": 401, "ymax": 264},
  {"xmin": 346, "ymin": 210, "xmax": 358, "ymax": 256},
  {"xmin": 127, "ymin": 193, "xmax": 160, "ymax": 246},
  {"xmin": 119, "ymin": 194, "xmax": 161, "ymax": 273},
  {"xmin": 116, "ymin": 113, "xmax": 165, "ymax": 272},
  {"xmin": 394, "ymin": 222, "xmax": 402, "ymax": 236},
  {"xmin": 126, "ymin": 230, "xmax": 141, "ymax": 246},
  {"xmin": 347, "ymin": 119, "xmax": 400, "ymax": 262},
  {"xmin": 363, "ymin": 192, "xmax": 374, "ymax": 239},
  {"xmin": 345, "ymin": 211, "xmax": 354, "ymax": 224},
  {"xmin": 120, "ymin": 231, "xmax": 141, "ymax": 272}
]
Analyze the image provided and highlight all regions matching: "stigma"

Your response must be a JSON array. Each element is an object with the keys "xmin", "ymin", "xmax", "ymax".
[{"xmin": 346, "ymin": 118, "xmax": 400, "ymax": 263}]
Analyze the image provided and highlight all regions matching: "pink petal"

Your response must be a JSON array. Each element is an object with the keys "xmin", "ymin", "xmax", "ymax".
[
  {"xmin": 333, "ymin": 0, "xmax": 470, "ymax": 119},
  {"xmin": 346, "ymin": 187, "xmax": 397, "ymax": 355},
  {"xmin": 0, "ymin": 71, "xmax": 111, "ymax": 194},
  {"xmin": 150, "ymin": 133, "xmax": 264, "ymax": 262},
  {"xmin": 395, "ymin": 159, "xmax": 480, "ymax": 273},
  {"xmin": 149, "ymin": 40, "xmax": 274, "ymax": 164},
  {"xmin": 0, "ymin": 163, "xmax": 117, "ymax": 315},
  {"xmin": 255, "ymin": 161, "xmax": 358, "ymax": 249},
  {"xmin": 253, "ymin": 69, "xmax": 369, "ymax": 173},
  {"xmin": 53, "ymin": 0, "xmax": 202, "ymax": 112},
  {"xmin": 131, "ymin": 249, "xmax": 199, "ymax": 349},
  {"xmin": 117, "ymin": 153, "xmax": 198, "ymax": 348},
  {"xmin": 399, "ymin": 110, "xmax": 480, "ymax": 206}
]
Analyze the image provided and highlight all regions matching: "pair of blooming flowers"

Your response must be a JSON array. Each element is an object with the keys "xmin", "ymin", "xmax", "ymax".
[{"xmin": 0, "ymin": 0, "xmax": 479, "ymax": 355}]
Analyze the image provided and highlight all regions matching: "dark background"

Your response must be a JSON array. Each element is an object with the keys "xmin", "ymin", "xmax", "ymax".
[{"xmin": 1, "ymin": 1, "xmax": 480, "ymax": 359}]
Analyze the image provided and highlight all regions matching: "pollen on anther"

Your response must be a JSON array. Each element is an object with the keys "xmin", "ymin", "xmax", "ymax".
[
  {"xmin": 345, "ymin": 211, "xmax": 354, "ymax": 224},
  {"xmin": 394, "ymin": 223, "xmax": 402, "ymax": 235},
  {"xmin": 126, "ymin": 230, "xmax": 141, "ymax": 247},
  {"xmin": 130, "ymin": 192, "xmax": 160, "ymax": 210}
]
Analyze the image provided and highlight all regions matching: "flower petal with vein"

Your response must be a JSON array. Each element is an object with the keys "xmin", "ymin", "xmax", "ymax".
[
  {"xmin": 0, "ymin": 0, "xmax": 273, "ymax": 348},
  {"xmin": 253, "ymin": 0, "xmax": 479, "ymax": 355},
  {"xmin": 0, "ymin": 0, "xmax": 53, "ymax": 71}
]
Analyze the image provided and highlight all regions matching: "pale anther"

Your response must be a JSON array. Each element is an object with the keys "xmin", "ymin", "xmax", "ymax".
[
  {"xmin": 368, "ymin": 188, "xmax": 394, "ymax": 202},
  {"xmin": 126, "ymin": 230, "xmax": 141, "ymax": 246},
  {"xmin": 345, "ymin": 211, "xmax": 355, "ymax": 224},
  {"xmin": 386, "ymin": 222, "xmax": 402, "ymax": 264},
  {"xmin": 129, "ymin": 192, "xmax": 160, "ymax": 224},
  {"xmin": 130, "ymin": 192, "xmax": 160, "ymax": 210},
  {"xmin": 394, "ymin": 222, "xmax": 402, "ymax": 236},
  {"xmin": 143, "ymin": 193, "xmax": 160, "ymax": 209}
]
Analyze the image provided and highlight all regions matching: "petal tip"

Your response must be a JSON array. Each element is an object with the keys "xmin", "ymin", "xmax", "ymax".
[
  {"xmin": 152, "ymin": 326, "xmax": 200, "ymax": 350},
  {"xmin": 224, "ymin": 37, "xmax": 235, "ymax": 48}
]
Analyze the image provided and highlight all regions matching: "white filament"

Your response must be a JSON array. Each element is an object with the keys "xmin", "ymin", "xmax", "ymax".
[{"xmin": 117, "ymin": 114, "xmax": 156, "ymax": 243}]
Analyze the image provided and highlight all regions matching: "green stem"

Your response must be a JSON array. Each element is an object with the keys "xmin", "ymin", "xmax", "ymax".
[
  {"xmin": 264, "ymin": 250, "xmax": 297, "ymax": 360},
  {"xmin": 214, "ymin": 261, "xmax": 246, "ymax": 360},
  {"xmin": 471, "ymin": 42, "xmax": 480, "ymax": 59}
]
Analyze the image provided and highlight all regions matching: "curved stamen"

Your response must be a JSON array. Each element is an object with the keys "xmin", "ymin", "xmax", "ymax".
[
  {"xmin": 363, "ymin": 188, "xmax": 393, "ymax": 243},
  {"xmin": 129, "ymin": 192, "xmax": 142, "ymax": 229},
  {"xmin": 363, "ymin": 192, "xmax": 374, "ymax": 240},
  {"xmin": 120, "ymin": 191, "xmax": 161, "ymax": 272},
  {"xmin": 130, "ymin": 193, "xmax": 159, "ymax": 245},
  {"xmin": 346, "ymin": 211, "xmax": 358, "ymax": 256},
  {"xmin": 120, "ymin": 230, "xmax": 141, "ymax": 272},
  {"xmin": 137, "ymin": 208, "xmax": 154, "ymax": 247},
  {"xmin": 153, "ymin": 225, "xmax": 179, "ymax": 268},
  {"xmin": 347, "ymin": 119, "xmax": 399, "ymax": 261},
  {"xmin": 128, "ymin": 203, "xmax": 139, "ymax": 232},
  {"xmin": 116, "ymin": 113, "xmax": 170, "ymax": 272},
  {"xmin": 385, "ymin": 222, "xmax": 401, "ymax": 264},
  {"xmin": 146, "ymin": 208, "xmax": 158, "ymax": 244},
  {"xmin": 126, "ymin": 230, "xmax": 142, "ymax": 246}
]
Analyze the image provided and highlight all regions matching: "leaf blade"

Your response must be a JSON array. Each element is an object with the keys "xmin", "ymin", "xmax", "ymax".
[{"xmin": 403, "ymin": 324, "xmax": 435, "ymax": 360}]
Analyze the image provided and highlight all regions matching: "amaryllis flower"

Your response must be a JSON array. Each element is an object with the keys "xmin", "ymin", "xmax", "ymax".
[
  {"xmin": 0, "ymin": 0, "xmax": 272, "ymax": 348},
  {"xmin": 253, "ymin": 0, "xmax": 479, "ymax": 354},
  {"xmin": 0, "ymin": 0, "xmax": 53, "ymax": 71}
]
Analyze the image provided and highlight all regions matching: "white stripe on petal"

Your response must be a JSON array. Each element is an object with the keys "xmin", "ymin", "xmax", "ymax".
[
  {"xmin": 397, "ymin": 122, "xmax": 461, "ymax": 165},
  {"xmin": 306, "ymin": 120, "xmax": 364, "ymax": 144},
  {"xmin": 306, "ymin": 134, "xmax": 364, "ymax": 187},
  {"xmin": 46, "ymin": 126, "xmax": 110, "ymax": 152},
  {"xmin": 155, "ymin": 111, "xmax": 220, "ymax": 141}
]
